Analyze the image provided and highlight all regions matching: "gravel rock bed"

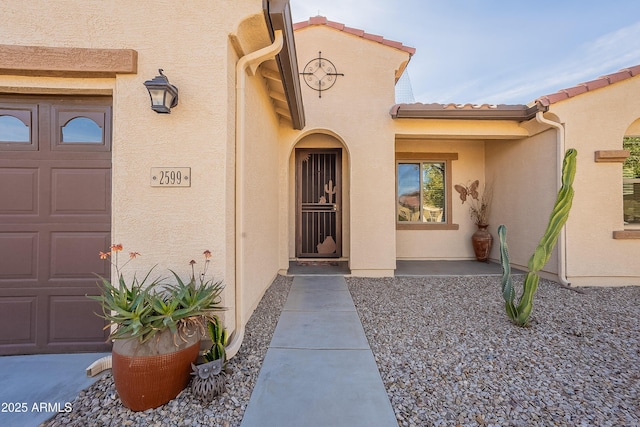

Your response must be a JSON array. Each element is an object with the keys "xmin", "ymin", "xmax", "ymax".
[
  {"xmin": 41, "ymin": 274, "xmax": 293, "ymax": 427},
  {"xmin": 347, "ymin": 276, "xmax": 640, "ymax": 427},
  {"xmin": 41, "ymin": 274, "xmax": 640, "ymax": 427}
]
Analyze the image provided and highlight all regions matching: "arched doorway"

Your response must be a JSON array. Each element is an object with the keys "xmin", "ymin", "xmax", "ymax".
[
  {"xmin": 291, "ymin": 132, "xmax": 349, "ymax": 260},
  {"xmin": 295, "ymin": 148, "xmax": 342, "ymax": 257}
]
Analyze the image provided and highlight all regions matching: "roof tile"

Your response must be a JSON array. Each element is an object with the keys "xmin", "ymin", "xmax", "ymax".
[
  {"xmin": 294, "ymin": 16, "xmax": 415, "ymax": 55},
  {"xmin": 326, "ymin": 20, "xmax": 344, "ymax": 31},
  {"xmin": 625, "ymin": 65, "xmax": 640, "ymax": 76},
  {"xmin": 537, "ymin": 64, "xmax": 640, "ymax": 105},
  {"xmin": 563, "ymin": 84, "xmax": 588, "ymax": 97},
  {"xmin": 363, "ymin": 33, "xmax": 384, "ymax": 43},
  {"xmin": 606, "ymin": 69, "xmax": 632, "ymax": 84},
  {"xmin": 583, "ymin": 78, "xmax": 609, "ymax": 91},
  {"xmin": 343, "ymin": 26, "xmax": 365, "ymax": 37}
]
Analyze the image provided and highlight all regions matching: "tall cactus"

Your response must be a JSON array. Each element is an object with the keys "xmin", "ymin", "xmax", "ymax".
[{"xmin": 499, "ymin": 148, "xmax": 577, "ymax": 326}]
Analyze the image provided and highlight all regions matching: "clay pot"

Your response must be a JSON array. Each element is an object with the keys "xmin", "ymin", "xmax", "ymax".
[
  {"xmin": 112, "ymin": 329, "xmax": 200, "ymax": 411},
  {"xmin": 472, "ymin": 224, "xmax": 493, "ymax": 262}
]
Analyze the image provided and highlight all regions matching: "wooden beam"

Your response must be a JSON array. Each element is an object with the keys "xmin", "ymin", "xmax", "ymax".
[
  {"xmin": 275, "ymin": 106, "xmax": 291, "ymax": 119},
  {"xmin": 261, "ymin": 67, "xmax": 281, "ymax": 82},
  {"xmin": 269, "ymin": 90, "xmax": 287, "ymax": 103}
]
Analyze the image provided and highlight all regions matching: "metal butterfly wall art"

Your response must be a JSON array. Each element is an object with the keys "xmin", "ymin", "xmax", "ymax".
[{"xmin": 454, "ymin": 180, "xmax": 480, "ymax": 203}]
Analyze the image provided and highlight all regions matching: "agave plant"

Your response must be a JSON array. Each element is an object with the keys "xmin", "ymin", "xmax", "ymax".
[
  {"xmin": 499, "ymin": 148, "xmax": 577, "ymax": 326},
  {"xmin": 90, "ymin": 247, "xmax": 224, "ymax": 344},
  {"xmin": 89, "ymin": 245, "xmax": 164, "ymax": 342}
]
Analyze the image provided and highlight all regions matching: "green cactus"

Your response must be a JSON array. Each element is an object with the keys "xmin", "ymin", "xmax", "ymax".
[
  {"xmin": 203, "ymin": 316, "xmax": 228, "ymax": 364},
  {"xmin": 499, "ymin": 148, "xmax": 577, "ymax": 326}
]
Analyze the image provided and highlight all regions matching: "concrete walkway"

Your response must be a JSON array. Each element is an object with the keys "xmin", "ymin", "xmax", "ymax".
[
  {"xmin": 0, "ymin": 352, "xmax": 109, "ymax": 427},
  {"xmin": 241, "ymin": 275, "xmax": 398, "ymax": 427}
]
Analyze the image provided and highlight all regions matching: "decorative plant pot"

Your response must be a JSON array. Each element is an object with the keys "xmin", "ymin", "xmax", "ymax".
[
  {"xmin": 472, "ymin": 224, "xmax": 493, "ymax": 262},
  {"xmin": 112, "ymin": 329, "xmax": 200, "ymax": 411}
]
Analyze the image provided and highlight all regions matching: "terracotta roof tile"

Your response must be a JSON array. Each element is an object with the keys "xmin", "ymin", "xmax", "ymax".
[
  {"xmin": 563, "ymin": 84, "xmax": 588, "ymax": 97},
  {"xmin": 343, "ymin": 26, "xmax": 364, "ymax": 37},
  {"xmin": 582, "ymin": 77, "xmax": 609, "ymax": 91},
  {"xmin": 624, "ymin": 65, "xmax": 640, "ymax": 76},
  {"xmin": 326, "ymin": 20, "xmax": 344, "ymax": 31},
  {"xmin": 606, "ymin": 69, "xmax": 633, "ymax": 84},
  {"xmin": 294, "ymin": 16, "xmax": 416, "ymax": 56},
  {"xmin": 537, "ymin": 64, "xmax": 640, "ymax": 106}
]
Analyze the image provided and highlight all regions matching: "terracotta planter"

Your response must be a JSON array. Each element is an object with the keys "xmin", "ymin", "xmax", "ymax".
[
  {"xmin": 472, "ymin": 224, "xmax": 493, "ymax": 262},
  {"xmin": 112, "ymin": 330, "xmax": 200, "ymax": 411}
]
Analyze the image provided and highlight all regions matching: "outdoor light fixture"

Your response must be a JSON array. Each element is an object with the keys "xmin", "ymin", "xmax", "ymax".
[{"xmin": 143, "ymin": 69, "xmax": 179, "ymax": 113}]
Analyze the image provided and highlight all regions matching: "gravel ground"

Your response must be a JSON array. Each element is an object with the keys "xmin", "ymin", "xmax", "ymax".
[
  {"xmin": 42, "ymin": 274, "xmax": 640, "ymax": 427},
  {"xmin": 347, "ymin": 276, "xmax": 640, "ymax": 427},
  {"xmin": 41, "ymin": 274, "xmax": 293, "ymax": 427}
]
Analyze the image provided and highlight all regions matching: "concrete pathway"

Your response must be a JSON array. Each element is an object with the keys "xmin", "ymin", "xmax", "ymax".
[
  {"xmin": 241, "ymin": 275, "xmax": 398, "ymax": 427},
  {"xmin": 0, "ymin": 352, "xmax": 109, "ymax": 427}
]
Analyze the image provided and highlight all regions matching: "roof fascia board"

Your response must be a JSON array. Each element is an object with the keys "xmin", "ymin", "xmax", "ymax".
[
  {"xmin": 263, "ymin": 0, "xmax": 305, "ymax": 129},
  {"xmin": 391, "ymin": 103, "xmax": 544, "ymax": 122}
]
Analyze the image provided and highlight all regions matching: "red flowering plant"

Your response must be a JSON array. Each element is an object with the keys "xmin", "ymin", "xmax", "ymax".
[{"xmin": 90, "ymin": 245, "xmax": 224, "ymax": 345}]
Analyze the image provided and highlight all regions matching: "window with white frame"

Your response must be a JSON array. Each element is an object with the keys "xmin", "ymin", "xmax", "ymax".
[
  {"xmin": 623, "ymin": 136, "xmax": 640, "ymax": 225},
  {"xmin": 396, "ymin": 153, "xmax": 457, "ymax": 229}
]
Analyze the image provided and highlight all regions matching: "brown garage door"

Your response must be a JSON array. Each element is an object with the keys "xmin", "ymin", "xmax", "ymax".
[{"xmin": 0, "ymin": 95, "xmax": 112, "ymax": 355}]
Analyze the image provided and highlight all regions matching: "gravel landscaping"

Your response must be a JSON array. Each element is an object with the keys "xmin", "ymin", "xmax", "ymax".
[
  {"xmin": 41, "ymin": 275, "xmax": 293, "ymax": 427},
  {"xmin": 42, "ymin": 274, "xmax": 640, "ymax": 427},
  {"xmin": 347, "ymin": 276, "xmax": 640, "ymax": 427}
]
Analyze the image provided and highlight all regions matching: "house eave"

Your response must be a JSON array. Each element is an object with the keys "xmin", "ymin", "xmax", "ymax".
[
  {"xmin": 263, "ymin": 0, "xmax": 305, "ymax": 130},
  {"xmin": 390, "ymin": 102, "xmax": 545, "ymax": 122}
]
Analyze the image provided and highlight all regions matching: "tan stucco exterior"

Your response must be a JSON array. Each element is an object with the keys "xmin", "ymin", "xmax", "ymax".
[
  {"xmin": 280, "ymin": 24, "xmax": 411, "ymax": 276},
  {"xmin": 1, "ymin": 0, "xmax": 639, "ymax": 355},
  {"xmin": 0, "ymin": 0, "xmax": 284, "ymax": 332},
  {"xmin": 544, "ymin": 76, "xmax": 640, "ymax": 286}
]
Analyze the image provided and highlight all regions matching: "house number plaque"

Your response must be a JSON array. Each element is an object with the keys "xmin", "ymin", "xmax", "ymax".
[{"xmin": 150, "ymin": 167, "xmax": 191, "ymax": 187}]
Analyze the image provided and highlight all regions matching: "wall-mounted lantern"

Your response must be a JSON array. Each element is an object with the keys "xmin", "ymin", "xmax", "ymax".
[{"xmin": 143, "ymin": 69, "xmax": 179, "ymax": 113}]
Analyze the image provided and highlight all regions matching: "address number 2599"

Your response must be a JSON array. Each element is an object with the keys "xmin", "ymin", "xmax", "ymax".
[{"xmin": 150, "ymin": 167, "xmax": 191, "ymax": 187}]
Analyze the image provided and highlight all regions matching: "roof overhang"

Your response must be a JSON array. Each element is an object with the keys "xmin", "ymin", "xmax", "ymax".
[
  {"xmin": 263, "ymin": 0, "xmax": 305, "ymax": 130},
  {"xmin": 391, "ymin": 102, "xmax": 546, "ymax": 122}
]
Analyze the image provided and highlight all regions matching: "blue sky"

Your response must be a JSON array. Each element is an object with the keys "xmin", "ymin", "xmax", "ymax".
[{"xmin": 290, "ymin": 1, "xmax": 640, "ymax": 105}]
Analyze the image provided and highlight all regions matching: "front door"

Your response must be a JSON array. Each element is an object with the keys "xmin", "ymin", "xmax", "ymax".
[{"xmin": 296, "ymin": 149, "xmax": 341, "ymax": 258}]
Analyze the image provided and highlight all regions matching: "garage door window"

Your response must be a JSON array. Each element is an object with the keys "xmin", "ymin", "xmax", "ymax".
[
  {"xmin": 62, "ymin": 117, "xmax": 103, "ymax": 143},
  {"xmin": 0, "ymin": 107, "xmax": 36, "ymax": 151},
  {"xmin": 54, "ymin": 107, "xmax": 110, "ymax": 151},
  {"xmin": 0, "ymin": 115, "xmax": 29, "ymax": 142}
]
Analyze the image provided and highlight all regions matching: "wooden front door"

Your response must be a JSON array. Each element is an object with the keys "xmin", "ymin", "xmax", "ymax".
[
  {"xmin": 296, "ymin": 149, "xmax": 341, "ymax": 258},
  {"xmin": 0, "ymin": 96, "xmax": 112, "ymax": 355}
]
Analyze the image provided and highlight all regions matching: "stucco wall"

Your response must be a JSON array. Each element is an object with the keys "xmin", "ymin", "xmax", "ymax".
[
  {"xmin": 0, "ymin": 0, "xmax": 272, "ymax": 315},
  {"xmin": 485, "ymin": 132, "xmax": 558, "ymax": 274},
  {"xmin": 238, "ymin": 62, "xmax": 283, "ymax": 321},
  {"xmin": 284, "ymin": 25, "xmax": 410, "ymax": 276},
  {"xmin": 548, "ymin": 76, "xmax": 640, "ymax": 286}
]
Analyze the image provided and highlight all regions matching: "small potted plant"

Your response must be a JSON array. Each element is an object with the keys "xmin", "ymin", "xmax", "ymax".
[
  {"xmin": 455, "ymin": 180, "xmax": 493, "ymax": 262},
  {"xmin": 90, "ymin": 245, "xmax": 224, "ymax": 411}
]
